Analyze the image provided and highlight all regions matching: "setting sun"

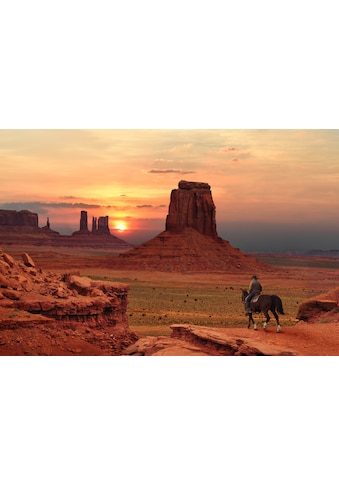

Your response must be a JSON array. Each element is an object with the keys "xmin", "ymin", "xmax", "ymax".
[{"xmin": 115, "ymin": 222, "xmax": 127, "ymax": 232}]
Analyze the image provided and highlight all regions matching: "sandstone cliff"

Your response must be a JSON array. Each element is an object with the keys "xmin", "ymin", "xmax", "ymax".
[{"xmin": 0, "ymin": 209, "xmax": 39, "ymax": 232}]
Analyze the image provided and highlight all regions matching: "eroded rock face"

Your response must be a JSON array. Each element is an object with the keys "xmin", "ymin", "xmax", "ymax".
[
  {"xmin": 0, "ymin": 248, "xmax": 130, "ymax": 329},
  {"xmin": 124, "ymin": 324, "xmax": 296, "ymax": 356},
  {"xmin": 165, "ymin": 180, "xmax": 218, "ymax": 238},
  {"xmin": 97, "ymin": 216, "xmax": 110, "ymax": 235},
  {"xmin": 296, "ymin": 287, "xmax": 339, "ymax": 323},
  {"xmin": 80, "ymin": 210, "xmax": 89, "ymax": 232},
  {"xmin": 0, "ymin": 209, "xmax": 39, "ymax": 230}
]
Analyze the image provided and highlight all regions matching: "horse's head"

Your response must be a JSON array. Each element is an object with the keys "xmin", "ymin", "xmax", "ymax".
[{"xmin": 241, "ymin": 289, "xmax": 249, "ymax": 302}]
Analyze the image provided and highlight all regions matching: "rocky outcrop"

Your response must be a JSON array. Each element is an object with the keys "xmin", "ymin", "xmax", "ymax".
[
  {"xmin": 73, "ymin": 211, "xmax": 111, "ymax": 236},
  {"xmin": 80, "ymin": 210, "xmax": 89, "ymax": 232},
  {"xmin": 97, "ymin": 216, "xmax": 110, "ymax": 235},
  {"xmin": 124, "ymin": 324, "xmax": 296, "ymax": 356},
  {"xmin": 116, "ymin": 181, "xmax": 272, "ymax": 273},
  {"xmin": 0, "ymin": 248, "xmax": 137, "ymax": 355},
  {"xmin": 0, "ymin": 209, "xmax": 39, "ymax": 231},
  {"xmin": 89, "ymin": 215, "xmax": 110, "ymax": 235},
  {"xmin": 0, "ymin": 209, "xmax": 132, "ymax": 249},
  {"xmin": 166, "ymin": 180, "xmax": 217, "ymax": 237},
  {"xmin": 296, "ymin": 287, "xmax": 339, "ymax": 323}
]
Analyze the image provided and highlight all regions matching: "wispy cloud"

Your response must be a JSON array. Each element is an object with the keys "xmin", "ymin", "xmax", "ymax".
[
  {"xmin": 136, "ymin": 204, "xmax": 166, "ymax": 209},
  {"xmin": 148, "ymin": 169, "xmax": 195, "ymax": 174}
]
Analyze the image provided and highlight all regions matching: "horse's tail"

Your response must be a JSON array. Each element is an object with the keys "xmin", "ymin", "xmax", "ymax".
[{"xmin": 272, "ymin": 295, "xmax": 285, "ymax": 314}]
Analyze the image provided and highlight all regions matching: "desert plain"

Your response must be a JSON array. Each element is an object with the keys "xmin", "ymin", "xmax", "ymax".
[{"xmin": 1, "ymin": 244, "xmax": 338, "ymax": 356}]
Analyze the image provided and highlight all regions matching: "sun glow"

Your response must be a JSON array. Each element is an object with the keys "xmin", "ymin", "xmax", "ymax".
[{"xmin": 115, "ymin": 222, "xmax": 127, "ymax": 232}]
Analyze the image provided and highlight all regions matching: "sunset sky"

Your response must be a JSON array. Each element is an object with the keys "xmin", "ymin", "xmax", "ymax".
[{"xmin": 1, "ymin": 129, "xmax": 338, "ymax": 251}]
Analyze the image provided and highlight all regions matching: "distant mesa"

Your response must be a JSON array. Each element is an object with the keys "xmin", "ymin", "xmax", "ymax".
[
  {"xmin": 0, "ymin": 208, "xmax": 132, "ymax": 250},
  {"xmin": 0, "ymin": 209, "xmax": 42, "ymax": 232},
  {"xmin": 114, "ymin": 180, "xmax": 273, "ymax": 272}
]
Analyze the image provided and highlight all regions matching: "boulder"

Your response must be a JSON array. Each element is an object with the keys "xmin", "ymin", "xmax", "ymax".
[{"xmin": 22, "ymin": 253, "xmax": 36, "ymax": 267}]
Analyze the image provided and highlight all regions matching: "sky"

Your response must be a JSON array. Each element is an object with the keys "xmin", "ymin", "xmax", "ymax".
[{"xmin": 1, "ymin": 129, "xmax": 339, "ymax": 251}]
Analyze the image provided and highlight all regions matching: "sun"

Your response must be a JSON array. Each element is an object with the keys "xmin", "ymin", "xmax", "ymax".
[{"xmin": 115, "ymin": 222, "xmax": 127, "ymax": 232}]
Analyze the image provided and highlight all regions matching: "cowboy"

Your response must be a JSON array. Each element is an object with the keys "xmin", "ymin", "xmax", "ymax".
[{"xmin": 245, "ymin": 275, "xmax": 262, "ymax": 314}]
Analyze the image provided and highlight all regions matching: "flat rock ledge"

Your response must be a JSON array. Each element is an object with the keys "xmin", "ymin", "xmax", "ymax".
[{"xmin": 124, "ymin": 324, "xmax": 296, "ymax": 356}]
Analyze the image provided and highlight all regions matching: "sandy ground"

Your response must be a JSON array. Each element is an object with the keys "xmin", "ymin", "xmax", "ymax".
[{"xmin": 1, "ymin": 245, "xmax": 339, "ymax": 356}]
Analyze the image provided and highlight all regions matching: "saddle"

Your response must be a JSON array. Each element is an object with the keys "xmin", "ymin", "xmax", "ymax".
[{"xmin": 250, "ymin": 293, "xmax": 261, "ymax": 304}]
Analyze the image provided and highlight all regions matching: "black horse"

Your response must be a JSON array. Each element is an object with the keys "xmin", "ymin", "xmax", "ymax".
[{"xmin": 241, "ymin": 289, "xmax": 285, "ymax": 332}]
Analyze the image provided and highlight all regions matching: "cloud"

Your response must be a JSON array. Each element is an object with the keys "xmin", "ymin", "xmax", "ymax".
[
  {"xmin": 136, "ymin": 204, "xmax": 167, "ymax": 209},
  {"xmin": 148, "ymin": 169, "xmax": 195, "ymax": 174},
  {"xmin": 0, "ymin": 201, "xmax": 102, "ymax": 211},
  {"xmin": 168, "ymin": 143, "xmax": 193, "ymax": 152}
]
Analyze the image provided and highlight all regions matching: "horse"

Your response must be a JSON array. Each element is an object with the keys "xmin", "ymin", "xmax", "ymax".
[{"xmin": 241, "ymin": 289, "xmax": 285, "ymax": 333}]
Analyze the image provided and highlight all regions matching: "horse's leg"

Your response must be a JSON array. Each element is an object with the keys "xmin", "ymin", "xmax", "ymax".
[
  {"xmin": 271, "ymin": 309, "xmax": 281, "ymax": 333},
  {"xmin": 249, "ymin": 313, "xmax": 257, "ymax": 330},
  {"xmin": 263, "ymin": 310, "xmax": 270, "ymax": 331}
]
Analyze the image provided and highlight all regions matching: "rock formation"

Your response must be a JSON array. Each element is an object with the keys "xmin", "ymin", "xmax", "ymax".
[
  {"xmin": 114, "ymin": 180, "xmax": 272, "ymax": 273},
  {"xmin": 77, "ymin": 211, "xmax": 110, "ymax": 235},
  {"xmin": 0, "ymin": 248, "xmax": 137, "ymax": 355},
  {"xmin": 80, "ymin": 210, "xmax": 89, "ymax": 232},
  {"xmin": 296, "ymin": 287, "xmax": 339, "ymax": 323},
  {"xmin": 124, "ymin": 324, "xmax": 296, "ymax": 356},
  {"xmin": 97, "ymin": 216, "xmax": 110, "ymax": 235},
  {"xmin": 0, "ymin": 209, "xmax": 39, "ymax": 231},
  {"xmin": 166, "ymin": 181, "xmax": 217, "ymax": 237},
  {"xmin": 0, "ymin": 209, "xmax": 133, "ymax": 250}
]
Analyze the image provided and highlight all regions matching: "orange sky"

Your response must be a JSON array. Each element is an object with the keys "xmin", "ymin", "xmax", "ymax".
[{"xmin": 1, "ymin": 129, "xmax": 339, "ymax": 251}]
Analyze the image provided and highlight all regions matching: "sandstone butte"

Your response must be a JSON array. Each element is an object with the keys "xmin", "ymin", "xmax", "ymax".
[
  {"xmin": 111, "ymin": 180, "xmax": 273, "ymax": 273},
  {"xmin": 0, "ymin": 208, "xmax": 133, "ymax": 250}
]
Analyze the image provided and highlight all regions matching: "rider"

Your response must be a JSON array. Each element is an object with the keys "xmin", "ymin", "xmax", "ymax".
[{"xmin": 245, "ymin": 275, "xmax": 262, "ymax": 315}]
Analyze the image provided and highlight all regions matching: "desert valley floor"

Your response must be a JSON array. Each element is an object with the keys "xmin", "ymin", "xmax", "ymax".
[{"xmin": 1, "ymin": 245, "xmax": 338, "ymax": 356}]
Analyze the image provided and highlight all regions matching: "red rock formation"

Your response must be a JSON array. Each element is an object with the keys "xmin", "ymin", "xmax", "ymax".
[
  {"xmin": 80, "ymin": 210, "xmax": 89, "ymax": 232},
  {"xmin": 115, "ymin": 181, "xmax": 273, "ymax": 273},
  {"xmin": 0, "ymin": 209, "xmax": 132, "ymax": 250},
  {"xmin": 0, "ymin": 209, "xmax": 39, "ymax": 231},
  {"xmin": 92, "ymin": 217, "xmax": 97, "ymax": 232},
  {"xmin": 166, "ymin": 180, "xmax": 217, "ymax": 238},
  {"xmin": 124, "ymin": 324, "xmax": 296, "ymax": 356},
  {"xmin": 97, "ymin": 216, "xmax": 110, "ymax": 235},
  {"xmin": 0, "ymin": 248, "xmax": 138, "ymax": 355},
  {"xmin": 296, "ymin": 287, "xmax": 339, "ymax": 323}
]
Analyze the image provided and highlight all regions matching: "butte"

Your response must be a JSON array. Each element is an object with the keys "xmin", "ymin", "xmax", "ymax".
[{"xmin": 111, "ymin": 180, "xmax": 273, "ymax": 273}]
